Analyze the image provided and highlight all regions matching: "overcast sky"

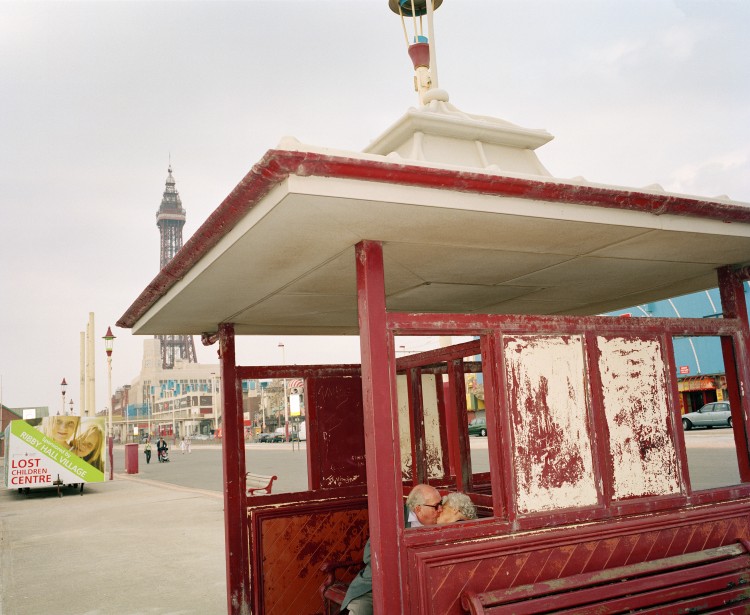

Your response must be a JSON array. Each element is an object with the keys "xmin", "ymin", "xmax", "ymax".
[{"xmin": 1, "ymin": 0, "xmax": 748, "ymax": 412}]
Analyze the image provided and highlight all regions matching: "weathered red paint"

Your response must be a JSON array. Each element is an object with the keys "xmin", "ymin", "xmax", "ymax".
[
  {"xmin": 306, "ymin": 376, "xmax": 366, "ymax": 490},
  {"xmin": 388, "ymin": 312, "xmax": 745, "ymax": 337},
  {"xmin": 356, "ymin": 240, "xmax": 406, "ymax": 614},
  {"xmin": 407, "ymin": 367, "xmax": 427, "ymax": 483},
  {"xmin": 718, "ymin": 266, "xmax": 750, "ymax": 483},
  {"xmin": 219, "ymin": 324, "xmax": 251, "ymax": 615},
  {"xmin": 247, "ymin": 494, "xmax": 369, "ymax": 615},
  {"xmin": 236, "ymin": 364, "xmax": 361, "ymax": 380},
  {"xmin": 443, "ymin": 363, "xmax": 466, "ymax": 491}
]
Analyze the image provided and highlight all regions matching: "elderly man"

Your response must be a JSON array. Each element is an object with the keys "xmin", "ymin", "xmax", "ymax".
[{"xmin": 341, "ymin": 483, "xmax": 443, "ymax": 615}]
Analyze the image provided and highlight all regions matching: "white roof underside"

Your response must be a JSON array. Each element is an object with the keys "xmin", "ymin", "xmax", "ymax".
[
  {"xmin": 130, "ymin": 170, "xmax": 750, "ymax": 336},
  {"xmin": 125, "ymin": 102, "xmax": 750, "ymax": 336}
]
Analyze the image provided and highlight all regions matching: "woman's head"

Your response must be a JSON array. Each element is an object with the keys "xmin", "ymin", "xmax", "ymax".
[
  {"xmin": 437, "ymin": 492, "xmax": 477, "ymax": 524},
  {"xmin": 71, "ymin": 422, "xmax": 104, "ymax": 472},
  {"xmin": 45, "ymin": 415, "xmax": 80, "ymax": 447},
  {"xmin": 74, "ymin": 422, "xmax": 104, "ymax": 460}
]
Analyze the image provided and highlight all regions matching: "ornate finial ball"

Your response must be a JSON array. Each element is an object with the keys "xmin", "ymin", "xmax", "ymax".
[{"xmin": 388, "ymin": 0, "xmax": 443, "ymax": 17}]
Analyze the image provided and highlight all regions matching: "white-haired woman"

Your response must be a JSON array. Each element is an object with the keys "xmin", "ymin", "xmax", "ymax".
[{"xmin": 438, "ymin": 492, "xmax": 477, "ymax": 524}]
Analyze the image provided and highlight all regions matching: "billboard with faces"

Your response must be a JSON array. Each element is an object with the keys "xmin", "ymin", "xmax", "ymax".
[{"xmin": 3, "ymin": 416, "xmax": 106, "ymax": 489}]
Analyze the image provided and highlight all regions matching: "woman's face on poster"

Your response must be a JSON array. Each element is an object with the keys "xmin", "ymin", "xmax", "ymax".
[
  {"xmin": 51, "ymin": 416, "xmax": 78, "ymax": 444},
  {"xmin": 76, "ymin": 432, "xmax": 100, "ymax": 457}
]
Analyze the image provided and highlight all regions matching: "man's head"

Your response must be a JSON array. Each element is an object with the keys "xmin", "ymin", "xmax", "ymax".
[{"xmin": 405, "ymin": 483, "xmax": 443, "ymax": 526}]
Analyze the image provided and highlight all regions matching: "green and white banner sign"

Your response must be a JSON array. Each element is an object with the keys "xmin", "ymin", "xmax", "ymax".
[{"xmin": 4, "ymin": 418, "xmax": 106, "ymax": 489}]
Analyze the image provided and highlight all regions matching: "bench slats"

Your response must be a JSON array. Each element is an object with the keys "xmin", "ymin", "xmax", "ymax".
[
  {"xmin": 462, "ymin": 542, "xmax": 750, "ymax": 615},
  {"xmin": 508, "ymin": 555, "xmax": 750, "ymax": 615},
  {"xmin": 635, "ymin": 586, "xmax": 750, "ymax": 615},
  {"xmin": 557, "ymin": 572, "xmax": 750, "ymax": 615}
]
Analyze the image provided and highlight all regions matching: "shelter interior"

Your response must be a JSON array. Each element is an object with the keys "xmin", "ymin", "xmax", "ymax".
[{"xmin": 237, "ymin": 260, "xmax": 750, "ymax": 615}]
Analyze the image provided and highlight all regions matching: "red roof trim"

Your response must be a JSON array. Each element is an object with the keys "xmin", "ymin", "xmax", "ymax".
[{"xmin": 117, "ymin": 149, "xmax": 750, "ymax": 329}]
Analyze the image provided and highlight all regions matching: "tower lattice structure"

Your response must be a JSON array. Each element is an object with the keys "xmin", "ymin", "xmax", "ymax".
[{"xmin": 155, "ymin": 165, "xmax": 198, "ymax": 369}]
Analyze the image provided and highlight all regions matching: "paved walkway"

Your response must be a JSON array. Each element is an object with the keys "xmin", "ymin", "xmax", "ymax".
[{"xmin": 0, "ymin": 463, "xmax": 227, "ymax": 615}]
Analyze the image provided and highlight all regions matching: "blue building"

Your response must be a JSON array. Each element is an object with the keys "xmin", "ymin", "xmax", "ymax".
[{"xmin": 606, "ymin": 282, "xmax": 750, "ymax": 413}]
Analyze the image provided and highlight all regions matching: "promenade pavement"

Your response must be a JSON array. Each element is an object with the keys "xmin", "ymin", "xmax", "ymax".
[
  {"xmin": 0, "ymin": 453, "xmax": 227, "ymax": 615},
  {"xmin": 0, "ymin": 440, "xmax": 311, "ymax": 615}
]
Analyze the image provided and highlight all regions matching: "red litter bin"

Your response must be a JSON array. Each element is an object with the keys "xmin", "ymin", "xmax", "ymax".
[{"xmin": 124, "ymin": 443, "xmax": 139, "ymax": 474}]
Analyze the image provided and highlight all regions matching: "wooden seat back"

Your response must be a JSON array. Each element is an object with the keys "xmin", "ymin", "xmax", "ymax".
[{"xmin": 462, "ymin": 541, "xmax": 750, "ymax": 614}]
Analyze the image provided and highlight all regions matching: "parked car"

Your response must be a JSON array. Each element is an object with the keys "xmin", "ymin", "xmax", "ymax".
[
  {"xmin": 191, "ymin": 433, "xmax": 211, "ymax": 440},
  {"xmin": 257, "ymin": 432, "xmax": 284, "ymax": 443},
  {"xmin": 468, "ymin": 417, "xmax": 487, "ymax": 437},
  {"xmin": 682, "ymin": 402, "xmax": 732, "ymax": 430}
]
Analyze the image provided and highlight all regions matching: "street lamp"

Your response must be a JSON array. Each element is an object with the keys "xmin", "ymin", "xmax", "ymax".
[
  {"xmin": 60, "ymin": 378, "xmax": 67, "ymax": 416},
  {"xmin": 103, "ymin": 326, "xmax": 116, "ymax": 480},
  {"xmin": 210, "ymin": 372, "xmax": 217, "ymax": 434},
  {"xmin": 278, "ymin": 343, "xmax": 289, "ymax": 442}
]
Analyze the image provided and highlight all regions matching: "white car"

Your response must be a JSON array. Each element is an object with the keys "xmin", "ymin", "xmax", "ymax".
[{"xmin": 682, "ymin": 402, "xmax": 732, "ymax": 430}]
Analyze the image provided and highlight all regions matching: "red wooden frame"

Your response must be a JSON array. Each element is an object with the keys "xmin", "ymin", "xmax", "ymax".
[
  {"xmin": 218, "ymin": 324, "xmax": 251, "ymax": 614},
  {"xmin": 384, "ymin": 312, "xmax": 750, "ymax": 532},
  {"xmin": 214, "ymin": 256, "xmax": 750, "ymax": 614},
  {"xmin": 356, "ymin": 240, "xmax": 407, "ymax": 614}
]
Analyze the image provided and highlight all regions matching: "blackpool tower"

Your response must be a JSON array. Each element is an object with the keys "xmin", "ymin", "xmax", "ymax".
[{"xmin": 155, "ymin": 165, "xmax": 197, "ymax": 368}]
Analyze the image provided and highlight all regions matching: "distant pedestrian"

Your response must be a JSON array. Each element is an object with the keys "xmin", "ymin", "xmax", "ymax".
[
  {"xmin": 157, "ymin": 437, "xmax": 169, "ymax": 462},
  {"xmin": 186, "ymin": 437, "xmax": 192, "ymax": 454},
  {"xmin": 180, "ymin": 437, "xmax": 186, "ymax": 454},
  {"xmin": 144, "ymin": 439, "xmax": 152, "ymax": 464}
]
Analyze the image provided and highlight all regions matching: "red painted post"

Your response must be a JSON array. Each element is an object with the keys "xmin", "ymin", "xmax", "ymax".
[
  {"xmin": 446, "ymin": 359, "xmax": 469, "ymax": 491},
  {"xmin": 719, "ymin": 266, "xmax": 750, "ymax": 329},
  {"xmin": 718, "ymin": 266, "xmax": 750, "ymax": 482},
  {"xmin": 218, "ymin": 324, "xmax": 251, "ymax": 614},
  {"xmin": 356, "ymin": 240, "xmax": 405, "ymax": 614}
]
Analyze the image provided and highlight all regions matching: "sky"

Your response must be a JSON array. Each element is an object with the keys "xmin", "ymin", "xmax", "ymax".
[{"xmin": 1, "ymin": 0, "xmax": 748, "ymax": 412}]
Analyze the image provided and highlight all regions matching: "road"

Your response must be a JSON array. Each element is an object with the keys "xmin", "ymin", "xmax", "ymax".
[
  {"xmin": 113, "ymin": 428, "xmax": 741, "ymax": 494},
  {"xmin": 113, "ymin": 441, "xmax": 311, "ymax": 493}
]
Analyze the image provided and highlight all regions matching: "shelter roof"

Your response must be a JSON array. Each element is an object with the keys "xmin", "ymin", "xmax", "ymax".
[{"xmin": 118, "ymin": 104, "xmax": 750, "ymax": 337}]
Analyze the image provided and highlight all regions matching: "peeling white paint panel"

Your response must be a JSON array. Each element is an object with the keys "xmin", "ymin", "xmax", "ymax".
[
  {"xmin": 396, "ymin": 374, "xmax": 413, "ymax": 480},
  {"xmin": 422, "ymin": 374, "xmax": 445, "ymax": 479},
  {"xmin": 504, "ymin": 335, "xmax": 598, "ymax": 515},
  {"xmin": 597, "ymin": 336, "xmax": 680, "ymax": 500}
]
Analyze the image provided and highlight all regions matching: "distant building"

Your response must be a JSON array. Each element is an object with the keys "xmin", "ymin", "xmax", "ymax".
[
  {"xmin": 1, "ymin": 406, "xmax": 49, "ymax": 455},
  {"xmin": 606, "ymin": 284, "xmax": 750, "ymax": 413}
]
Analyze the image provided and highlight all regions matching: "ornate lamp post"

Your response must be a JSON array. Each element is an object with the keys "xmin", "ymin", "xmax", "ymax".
[
  {"xmin": 103, "ymin": 326, "xmax": 116, "ymax": 480},
  {"xmin": 69, "ymin": 398, "xmax": 74, "ymax": 415},
  {"xmin": 60, "ymin": 378, "xmax": 68, "ymax": 416}
]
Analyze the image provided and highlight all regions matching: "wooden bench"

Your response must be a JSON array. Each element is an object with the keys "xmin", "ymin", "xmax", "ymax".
[
  {"xmin": 462, "ymin": 540, "xmax": 750, "ymax": 614},
  {"xmin": 319, "ymin": 559, "xmax": 363, "ymax": 615},
  {"xmin": 245, "ymin": 472, "xmax": 277, "ymax": 496}
]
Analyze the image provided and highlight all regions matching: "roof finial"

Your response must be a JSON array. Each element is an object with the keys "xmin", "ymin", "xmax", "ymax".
[{"xmin": 388, "ymin": 0, "xmax": 448, "ymax": 105}]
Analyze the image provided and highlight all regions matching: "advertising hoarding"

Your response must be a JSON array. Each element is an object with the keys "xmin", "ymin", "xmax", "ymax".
[{"xmin": 3, "ymin": 417, "xmax": 106, "ymax": 490}]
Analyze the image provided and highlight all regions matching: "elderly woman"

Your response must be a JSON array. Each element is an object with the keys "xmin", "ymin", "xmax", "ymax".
[{"xmin": 437, "ymin": 492, "xmax": 477, "ymax": 524}]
